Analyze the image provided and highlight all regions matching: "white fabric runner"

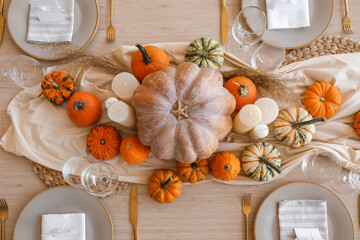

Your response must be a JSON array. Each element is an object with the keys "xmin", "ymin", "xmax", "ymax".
[{"xmin": 1, "ymin": 42, "xmax": 360, "ymax": 185}]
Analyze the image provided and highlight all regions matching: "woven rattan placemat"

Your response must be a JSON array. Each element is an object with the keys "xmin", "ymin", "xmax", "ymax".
[{"xmin": 31, "ymin": 35, "xmax": 360, "ymax": 195}]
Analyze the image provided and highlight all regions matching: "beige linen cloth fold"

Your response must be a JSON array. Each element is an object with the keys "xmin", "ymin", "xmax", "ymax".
[{"xmin": 1, "ymin": 42, "xmax": 360, "ymax": 185}]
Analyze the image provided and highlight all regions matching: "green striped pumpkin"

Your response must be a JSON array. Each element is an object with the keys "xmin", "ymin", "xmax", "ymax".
[
  {"xmin": 241, "ymin": 142, "xmax": 281, "ymax": 181},
  {"xmin": 185, "ymin": 37, "xmax": 224, "ymax": 70}
]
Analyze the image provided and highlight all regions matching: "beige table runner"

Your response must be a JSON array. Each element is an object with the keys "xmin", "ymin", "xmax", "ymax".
[{"xmin": 1, "ymin": 42, "xmax": 360, "ymax": 185}]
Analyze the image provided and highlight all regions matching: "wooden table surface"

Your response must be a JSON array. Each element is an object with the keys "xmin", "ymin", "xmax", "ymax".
[{"xmin": 0, "ymin": 0, "xmax": 359, "ymax": 239}]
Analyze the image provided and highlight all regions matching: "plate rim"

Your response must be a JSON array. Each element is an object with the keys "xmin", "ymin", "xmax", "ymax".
[
  {"xmin": 12, "ymin": 185, "xmax": 114, "ymax": 240},
  {"xmin": 6, "ymin": 0, "xmax": 100, "ymax": 61},
  {"xmin": 253, "ymin": 181, "xmax": 355, "ymax": 240},
  {"xmin": 240, "ymin": 0, "xmax": 335, "ymax": 49}
]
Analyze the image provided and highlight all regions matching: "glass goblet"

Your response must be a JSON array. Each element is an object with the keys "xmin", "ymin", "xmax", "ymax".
[
  {"xmin": 229, "ymin": 6, "xmax": 267, "ymax": 53},
  {"xmin": 62, "ymin": 156, "xmax": 90, "ymax": 188},
  {"xmin": 330, "ymin": 168, "xmax": 360, "ymax": 194},
  {"xmin": 302, "ymin": 150, "xmax": 342, "ymax": 184},
  {"xmin": 250, "ymin": 40, "xmax": 285, "ymax": 72},
  {"xmin": 1, "ymin": 55, "xmax": 45, "ymax": 89},
  {"xmin": 81, "ymin": 162, "xmax": 119, "ymax": 198}
]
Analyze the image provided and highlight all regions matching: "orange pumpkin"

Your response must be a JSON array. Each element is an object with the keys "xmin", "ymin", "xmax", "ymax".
[
  {"xmin": 303, "ymin": 82, "xmax": 342, "ymax": 118},
  {"xmin": 224, "ymin": 76, "xmax": 257, "ymax": 111},
  {"xmin": 87, "ymin": 124, "xmax": 121, "ymax": 160},
  {"xmin": 131, "ymin": 44, "xmax": 170, "ymax": 82},
  {"xmin": 211, "ymin": 152, "xmax": 241, "ymax": 181},
  {"xmin": 41, "ymin": 71, "xmax": 75, "ymax": 104},
  {"xmin": 67, "ymin": 91, "xmax": 102, "ymax": 127},
  {"xmin": 177, "ymin": 158, "xmax": 209, "ymax": 184},
  {"xmin": 120, "ymin": 134, "xmax": 151, "ymax": 164},
  {"xmin": 148, "ymin": 169, "xmax": 182, "ymax": 203},
  {"xmin": 354, "ymin": 112, "xmax": 360, "ymax": 136}
]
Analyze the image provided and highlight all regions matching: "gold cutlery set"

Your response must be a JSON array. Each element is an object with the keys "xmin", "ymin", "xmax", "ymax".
[
  {"xmin": 342, "ymin": 0, "xmax": 353, "ymax": 34},
  {"xmin": 107, "ymin": 0, "xmax": 116, "ymax": 42},
  {"xmin": 130, "ymin": 186, "xmax": 139, "ymax": 240}
]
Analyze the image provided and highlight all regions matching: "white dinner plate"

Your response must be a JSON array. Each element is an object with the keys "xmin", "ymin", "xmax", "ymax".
[
  {"xmin": 254, "ymin": 182, "xmax": 354, "ymax": 240},
  {"xmin": 7, "ymin": 0, "xmax": 99, "ymax": 60},
  {"xmin": 241, "ymin": 0, "xmax": 334, "ymax": 49},
  {"xmin": 13, "ymin": 186, "xmax": 113, "ymax": 240}
]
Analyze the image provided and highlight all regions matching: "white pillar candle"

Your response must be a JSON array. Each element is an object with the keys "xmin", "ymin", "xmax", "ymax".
[
  {"xmin": 112, "ymin": 72, "xmax": 140, "ymax": 105},
  {"xmin": 107, "ymin": 100, "xmax": 137, "ymax": 129},
  {"xmin": 249, "ymin": 124, "xmax": 269, "ymax": 139},
  {"xmin": 255, "ymin": 97, "xmax": 279, "ymax": 124},
  {"xmin": 105, "ymin": 97, "xmax": 119, "ymax": 109},
  {"xmin": 232, "ymin": 104, "xmax": 262, "ymax": 134}
]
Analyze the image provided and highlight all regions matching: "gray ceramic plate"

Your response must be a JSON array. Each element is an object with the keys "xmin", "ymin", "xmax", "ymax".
[
  {"xmin": 7, "ymin": 0, "xmax": 99, "ymax": 60},
  {"xmin": 242, "ymin": 0, "xmax": 334, "ymax": 49},
  {"xmin": 13, "ymin": 186, "xmax": 113, "ymax": 240},
  {"xmin": 254, "ymin": 182, "xmax": 354, "ymax": 240}
]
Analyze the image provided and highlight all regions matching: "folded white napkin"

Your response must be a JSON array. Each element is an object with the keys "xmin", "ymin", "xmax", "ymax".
[
  {"xmin": 278, "ymin": 200, "xmax": 328, "ymax": 240},
  {"xmin": 27, "ymin": 0, "xmax": 75, "ymax": 43},
  {"xmin": 41, "ymin": 213, "xmax": 85, "ymax": 240},
  {"xmin": 265, "ymin": 0, "xmax": 310, "ymax": 30}
]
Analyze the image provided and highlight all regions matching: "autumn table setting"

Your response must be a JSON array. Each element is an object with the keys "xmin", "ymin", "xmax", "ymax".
[{"xmin": 1, "ymin": 0, "xmax": 360, "ymax": 240}]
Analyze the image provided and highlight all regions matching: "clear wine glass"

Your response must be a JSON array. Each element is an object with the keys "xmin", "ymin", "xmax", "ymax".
[
  {"xmin": 302, "ymin": 150, "xmax": 342, "ymax": 184},
  {"xmin": 227, "ymin": 6, "xmax": 266, "ymax": 57},
  {"xmin": 0, "ymin": 55, "xmax": 45, "ymax": 89},
  {"xmin": 62, "ymin": 156, "xmax": 119, "ymax": 197},
  {"xmin": 330, "ymin": 168, "xmax": 360, "ymax": 194},
  {"xmin": 250, "ymin": 40, "xmax": 285, "ymax": 72}
]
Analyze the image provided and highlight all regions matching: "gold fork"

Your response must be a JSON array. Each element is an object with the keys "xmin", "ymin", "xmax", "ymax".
[
  {"xmin": 0, "ymin": 199, "xmax": 8, "ymax": 240},
  {"xmin": 242, "ymin": 193, "xmax": 251, "ymax": 240},
  {"xmin": 107, "ymin": 0, "xmax": 116, "ymax": 42},
  {"xmin": 342, "ymin": 0, "xmax": 353, "ymax": 34}
]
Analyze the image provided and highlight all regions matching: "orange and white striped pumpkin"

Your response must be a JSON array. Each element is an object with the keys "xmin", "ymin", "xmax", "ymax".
[
  {"xmin": 241, "ymin": 142, "xmax": 281, "ymax": 181},
  {"xmin": 273, "ymin": 106, "xmax": 325, "ymax": 147}
]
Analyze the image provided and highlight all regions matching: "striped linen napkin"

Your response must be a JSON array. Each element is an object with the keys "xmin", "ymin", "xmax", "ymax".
[
  {"xmin": 27, "ymin": 0, "xmax": 74, "ymax": 43},
  {"xmin": 278, "ymin": 200, "xmax": 328, "ymax": 240}
]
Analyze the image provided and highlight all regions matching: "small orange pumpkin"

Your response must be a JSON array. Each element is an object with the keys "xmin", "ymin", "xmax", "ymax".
[
  {"xmin": 67, "ymin": 91, "xmax": 102, "ymax": 127},
  {"xmin": 303, "ymin": 82, "xmax": 342, "ymax": 118},
  {"xmin": 87, "ymin": 124, "xmax": 121, "ymax": 160},
  {"xmin": 211, "ymin": 152, "xmax": 241, "ymax": 181},
  {"xmin": 354, "ymin": 112, "xmax": 360, "ymax": 136},
  {"xmin": 148, "ymin": 169, "xmax": 182, "ymax": 203},
  {"xmin": 224, "ymin": 76, "xmax": 257, "ymax": 111},
  {"xmin": 177, "ymin": 158, "xmax": 209, "ymax": 184},
  {"xmin": 41, "ymin": 71, "xmax": 76, "ymax": 104},
  {"xmin": 131, "ymin": 44, "xmax": 170, "ymax": 82},
  {"xmin": 120, "ymin": 134, "xmax": 151, "ymax": 164}
]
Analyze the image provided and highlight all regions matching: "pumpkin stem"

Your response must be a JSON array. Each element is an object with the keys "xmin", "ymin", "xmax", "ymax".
[
  {"xmin": 73, "ymin": 101, "xmax": 85, "ymax": 111},
  {"xmin": 136, "ymin": 43, "xmax": 151, "ymax": 65},
  {"xmin": 100, "ymin": 139, "xmax": 106, "ymax": 145},
  {"xmin": 160, "ymin": 177, "xmax": 172, "ymax": 189},
  {"xmin": 259, "ymin": 156, "xmax": 281, "ymax": 174},
  {"xmin": 292, "ymin": 118, "xmax": 326, "ymax": 128},
  {"xmin": 320, "ymin": 96, "xmax": 326, "ymax": 102},
  {"xmin": 224, "ymin": 164, "xmax": 231, "ymax": 171},
  {"xmin": 232, "ymin": 81, "xmax": 249, "ymax": 97},
  {"xmin": 191, "ymin": 162, "xmax": 200, "ymax": 170},
  {"xmin": 49, "ymin": 78, "xmax": 61, "ymax": 89}
]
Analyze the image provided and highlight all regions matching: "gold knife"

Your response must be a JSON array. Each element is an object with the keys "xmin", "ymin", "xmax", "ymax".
[
  {"xmin": 130, "ymin": 186, "xmax": 139, "ymax": 240},
  {"xmin": 0, "ymin": 0, "xmax": 4, "ymax": 43},
  {"xmin": 221, "ymin": 0, "xmax": 228, "ymax": 44}
]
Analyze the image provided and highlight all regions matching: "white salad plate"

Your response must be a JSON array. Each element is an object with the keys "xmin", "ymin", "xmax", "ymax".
[
  {"xmin": 13, "ymin": 186, "xmax": 113, "ymax": 240},
  {"xmin": 7, "ymin": 0, "xmax": 99, "ymax": 60},
  {"xmin": 241, "ymin": 0, "xmax": 334, "ymax": 49},
  {"xmin": 254, "ymin": 181, "xmax": 354, "ymax": 240}
]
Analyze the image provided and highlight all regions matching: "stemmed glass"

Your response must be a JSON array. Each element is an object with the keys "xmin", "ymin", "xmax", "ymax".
[
  {"xmin": 62, "ymin": 156, "xmax": 119, "ymax": 197},
  {"xmin": 0, "ymin": 55, "xmax": 45, "ymax": 89},
  {"xmin": 302, "ymin": 149, "xmax": 360, "ymax": 194},
  {"xmin": 250, "ymin": 40, "xmax": 285, "ymax": 72},
  {"xmin": 227, "ymin": 6, "xmax": 267, "ymax": 57}
]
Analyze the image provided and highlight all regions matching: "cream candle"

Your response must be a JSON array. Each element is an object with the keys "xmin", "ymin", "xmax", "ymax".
[
  {"xmin": 112, "ymin": 72, "xmax": 140, "ymax": 105},
  {"xmin": 255, "ymin": 98, "xmax": 279, "ymax": 124},
  {"xmin": 107, "ymin": 100, "xmax": 137, "ymax": 129},
  {"xmin": 232, "ymin": 104, "xmax": 262, "ymax": 134}
]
